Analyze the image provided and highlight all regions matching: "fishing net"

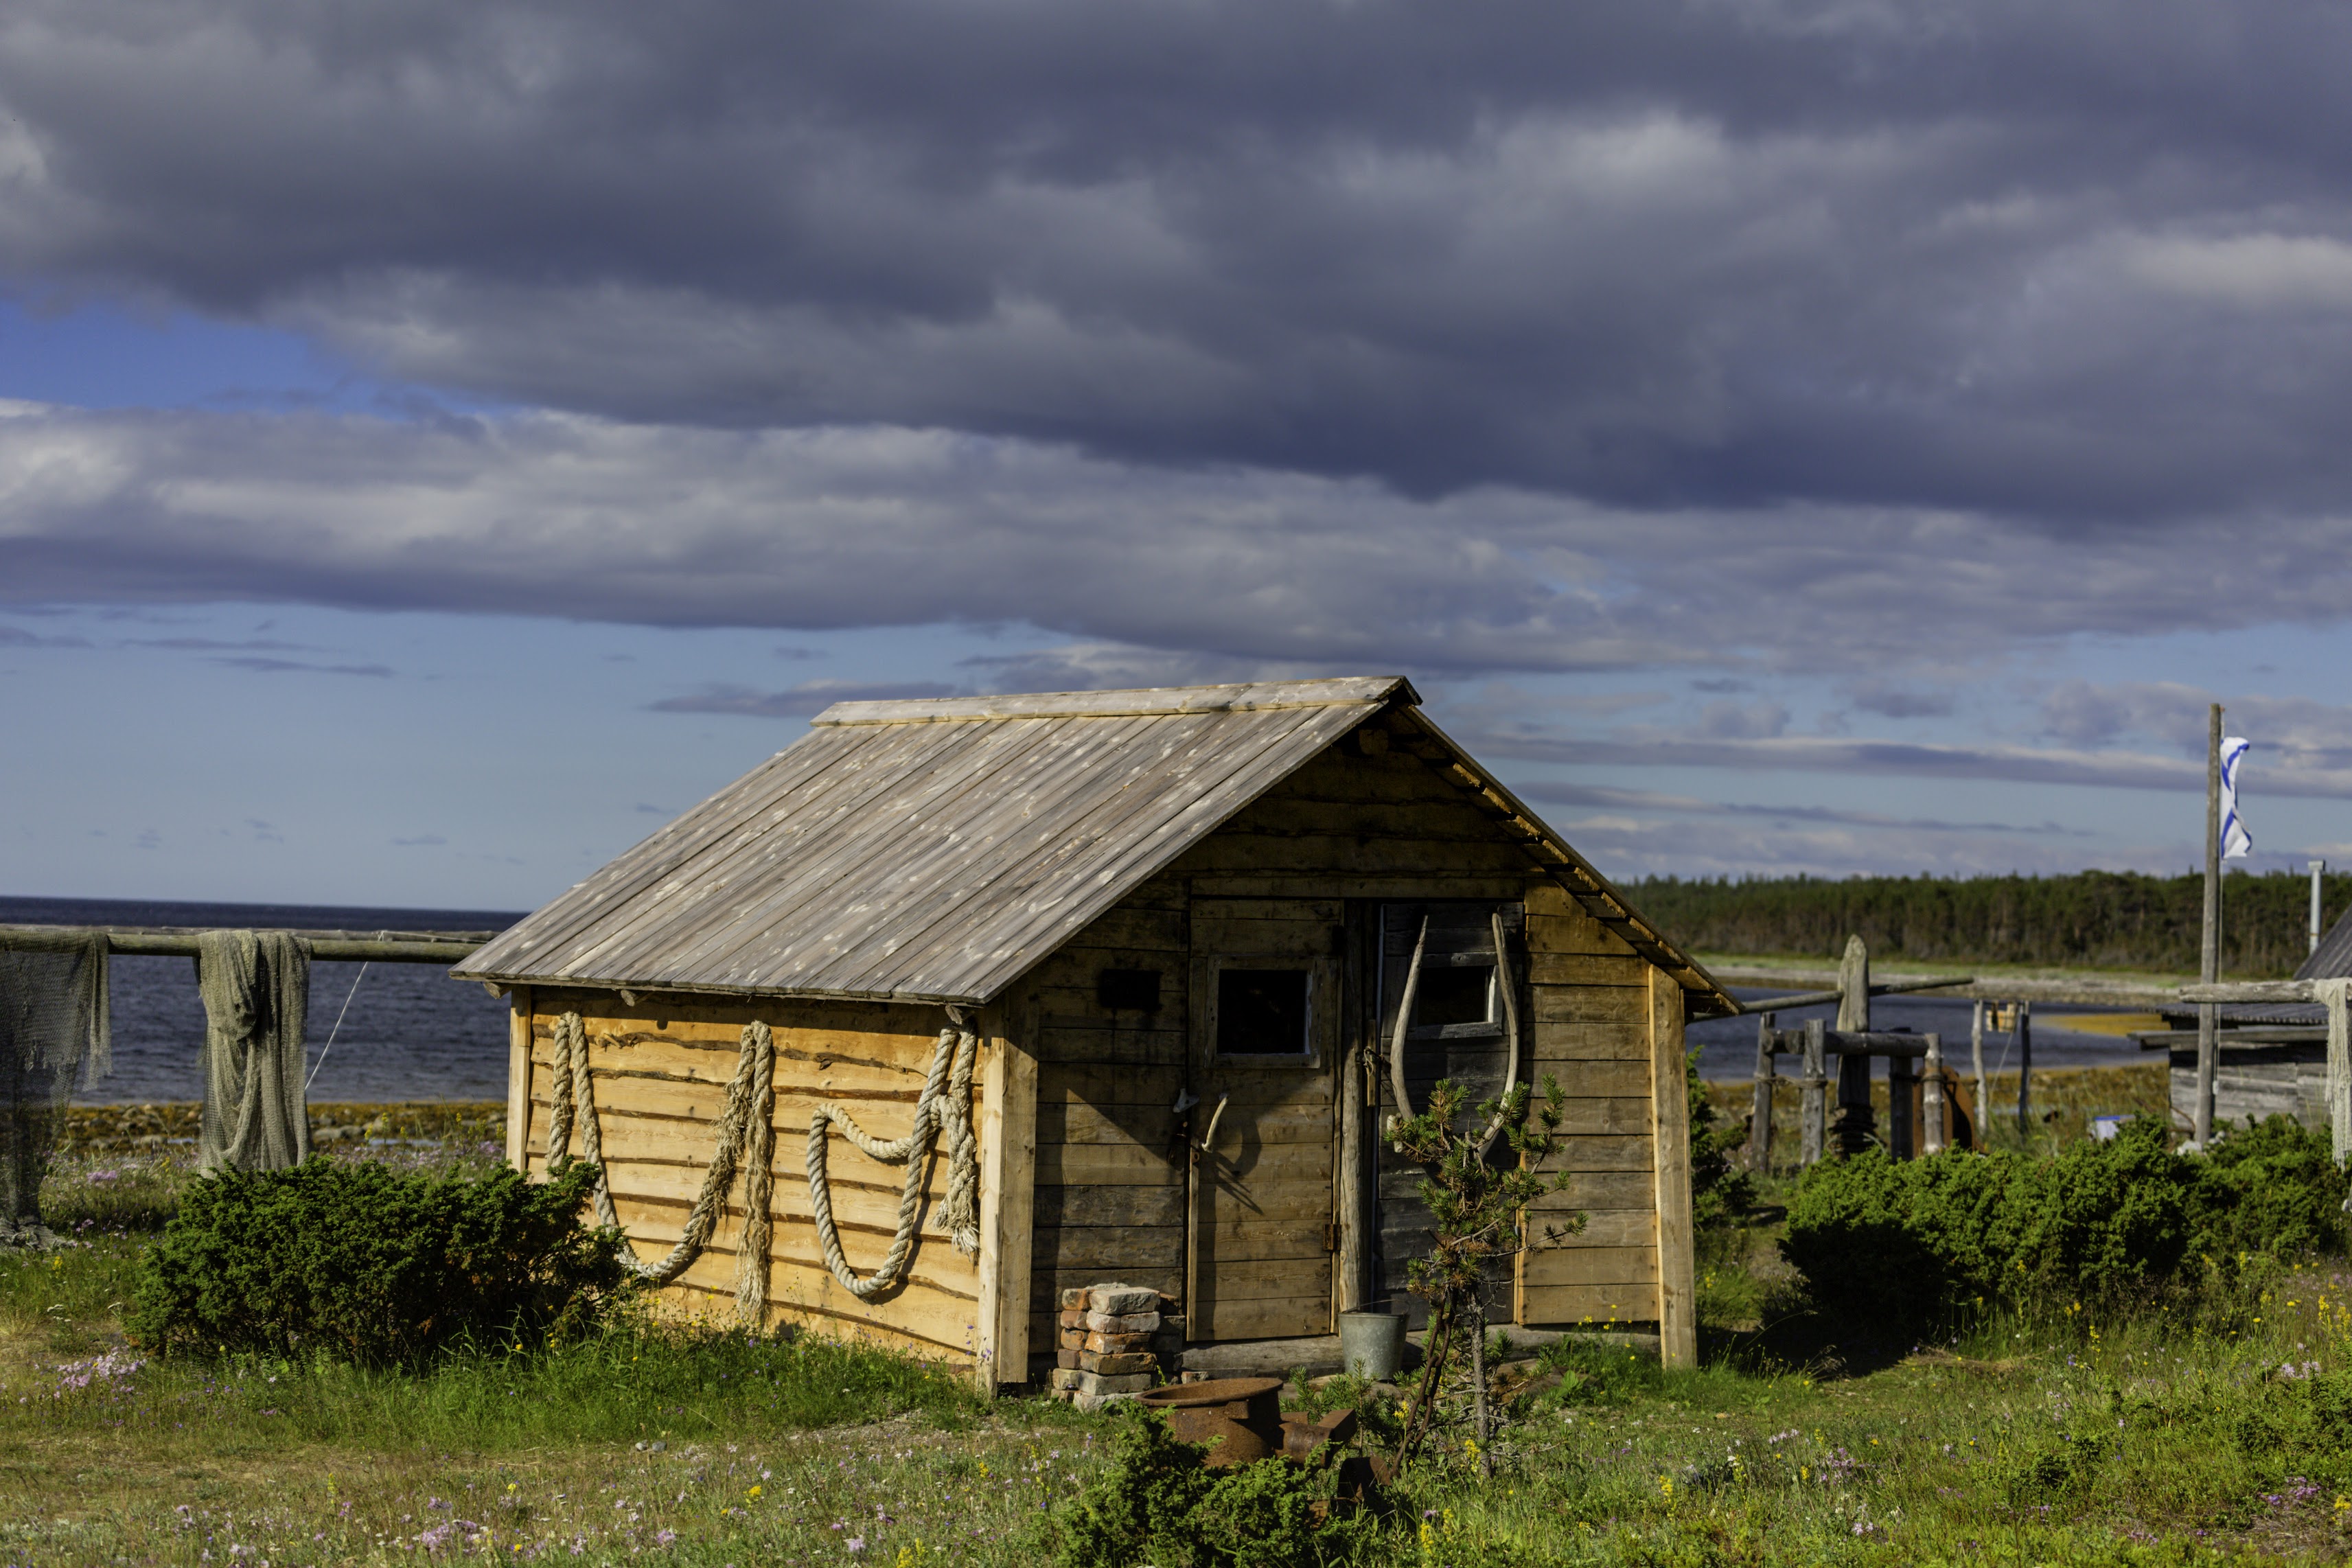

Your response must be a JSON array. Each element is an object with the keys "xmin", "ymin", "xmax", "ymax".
[
  {"xmin": 0, "ymin": 931, "xmax": 111, "ymax": 1242},
  {"xmin": 196, "ymin": 931, "xmax": 312, "ymax": 1171}
]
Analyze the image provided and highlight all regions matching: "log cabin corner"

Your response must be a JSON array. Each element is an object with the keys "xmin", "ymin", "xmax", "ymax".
[{"xmin": 453, "ymin": 678, "xmax": 1737, "ymax": 1385}]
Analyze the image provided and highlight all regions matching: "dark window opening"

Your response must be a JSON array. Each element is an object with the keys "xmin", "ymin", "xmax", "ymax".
[
  {"xmin": 1096, "ymin": 968, "xmax": 1163, "ymax": 1013},
  {"xmin": 1217, "ymin": 968, "xmax": 1310, "ymax": 1054},
  {"xmin": 1414, "ymin": 965, "xmax": 1493, "ymax": 1028}
]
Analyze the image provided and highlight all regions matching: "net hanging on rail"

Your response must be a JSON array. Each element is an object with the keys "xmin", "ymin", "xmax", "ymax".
[{"xmin": 0, "ymin": 930, "xmax": 111, "ymax": 1243}]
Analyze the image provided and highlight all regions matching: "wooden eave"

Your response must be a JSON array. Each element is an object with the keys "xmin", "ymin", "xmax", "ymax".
[{"xmin": 1387, "ymin": 708, "xmax": 1738, "ymax": 1020}]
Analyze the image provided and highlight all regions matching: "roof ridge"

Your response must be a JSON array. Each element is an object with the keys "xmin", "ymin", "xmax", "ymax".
[{"xmin": 811, "ymin": 676, "xmax": 1416, "ymax": 726}]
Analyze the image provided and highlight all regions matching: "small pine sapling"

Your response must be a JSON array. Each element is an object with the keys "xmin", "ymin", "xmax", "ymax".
[{"xmin": 1387, "ymin": 1072, "xmax": 1578, "ymax": 1474}]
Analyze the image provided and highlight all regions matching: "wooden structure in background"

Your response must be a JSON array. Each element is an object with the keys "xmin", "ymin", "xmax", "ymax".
[{"xmin": 457, "ymin": 678, "xmax": 1735, "ymax": 1381}]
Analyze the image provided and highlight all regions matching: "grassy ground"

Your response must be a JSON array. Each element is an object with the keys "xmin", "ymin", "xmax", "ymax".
[{"xmin": 10, "ymin": 1095, "xmax": 2351, "ymax": 1565}]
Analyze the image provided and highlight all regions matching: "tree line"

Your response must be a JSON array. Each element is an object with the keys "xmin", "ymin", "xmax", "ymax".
[{"xmin": 1626, "ymin": 869, "xmax": 2352, "ymax": 978}]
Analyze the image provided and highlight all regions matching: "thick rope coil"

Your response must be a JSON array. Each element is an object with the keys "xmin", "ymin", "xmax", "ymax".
[
  {"xmin": 805, "ymin": 1005, "xmax": 982, "ymax": 1300},
  {"xmin": 545, "ymin": 1012, "xmax": 775, "ymax": 1326}
]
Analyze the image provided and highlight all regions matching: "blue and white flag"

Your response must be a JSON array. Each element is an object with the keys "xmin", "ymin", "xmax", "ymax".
[{"xmin": 2220, "ymin": 735, "xmax": 2253, "ymax": 860}]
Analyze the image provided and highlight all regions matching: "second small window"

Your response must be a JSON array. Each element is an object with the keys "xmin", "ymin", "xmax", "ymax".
[{"xmin": 1217, "ymin": 967, "xmax": 1311, "ymax": 1055}]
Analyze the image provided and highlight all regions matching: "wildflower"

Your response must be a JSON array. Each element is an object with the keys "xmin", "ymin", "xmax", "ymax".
[{"xmin": 846, "ymin": 1537, "xmax": 866, "ymax": 1554}]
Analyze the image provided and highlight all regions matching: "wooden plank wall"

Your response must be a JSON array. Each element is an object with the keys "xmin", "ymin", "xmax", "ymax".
[
  {"xmin": 518, "ymin": 988, "xmax": 988, "ymax": 1365},
  {"xmin": 2167, "ymin": 1043, "xmax": 2328, "ymax": 1133},
  {"xmin": 1164, "ymin": 726, "xmax": 1676, "ymax": 1339},
  {"xmin": 1011, "ymin": 872, "xmax": 1192, "ymax": 1377},
  {"xmin": 1519, "ymin": 881, "xmax": 1667, "ymax": 1330}
]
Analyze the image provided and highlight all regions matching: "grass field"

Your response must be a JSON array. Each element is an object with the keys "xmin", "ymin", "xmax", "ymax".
[{"xmin": 7, "ymin": 1087, "xmax": 2349, "ymax": 1565}]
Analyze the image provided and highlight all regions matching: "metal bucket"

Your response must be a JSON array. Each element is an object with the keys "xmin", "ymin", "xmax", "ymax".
[
  {"xmin": 1134, "ymin": 1376, "xmax": 1286, "ymax": 1466},
  {"xmin": 1338, "ymin": 1311, "xmax": 1407, "ymax": 1381}
]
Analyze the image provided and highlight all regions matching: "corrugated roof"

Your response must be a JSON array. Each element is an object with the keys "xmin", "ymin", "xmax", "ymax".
[
  {"xmin": 456, "ymin": 676, "xmax": 1732, "ymax": 1014},
  {"xmin": 2297, "ymin": 903, "xmax": 2352, "ymax": 982}
]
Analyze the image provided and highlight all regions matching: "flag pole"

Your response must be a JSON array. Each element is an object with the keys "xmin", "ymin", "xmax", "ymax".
[{"xmin": 2196, "ymin": 701, "xmax": 2222, "ymax": 1147}]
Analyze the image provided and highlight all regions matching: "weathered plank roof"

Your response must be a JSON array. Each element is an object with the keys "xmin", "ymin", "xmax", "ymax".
[
  {"xmin": 456, "ymin": 676, "xmax": 1731, "ymax": 1015},
  {"xmin": 2298, "ymin": 902, "xmax": 2352, "ymax": 984}
]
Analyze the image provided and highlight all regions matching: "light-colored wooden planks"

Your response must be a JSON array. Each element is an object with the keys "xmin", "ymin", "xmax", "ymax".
[
  {"xmin": 459, "ymin": 690, "xmax": 1392, "ymax": 1004},
  {"xmin": 1519, "ymin": 1282, "xmax": 1661, "ymax": 1328},
  {"xmin": 1521, "ymin": 1246, "xmax": 1662, "ymax": 1289},
  {"xmin": 1649, "ymin": 966, "xmax": 1697, "ymax": 1370},
  {"xmin": 974, "ymin": 1013, "xmax": 1037, "ymax": 1392}
]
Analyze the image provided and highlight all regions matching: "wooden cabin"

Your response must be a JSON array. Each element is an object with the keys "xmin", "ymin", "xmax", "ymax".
[{"xmin": 455, "ymin": 678, "xmax": 1735, "ymax": 1383}]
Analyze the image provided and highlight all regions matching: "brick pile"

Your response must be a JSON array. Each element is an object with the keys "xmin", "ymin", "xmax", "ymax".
[{"xmin": 1046, "ymin": 1282, "xmax": 1177, "ymax": 1410}]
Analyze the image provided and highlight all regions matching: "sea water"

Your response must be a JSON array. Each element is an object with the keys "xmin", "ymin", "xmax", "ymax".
[
  {"xmin": 3, "ymin": 894, "xmax": 2157, "ymax": 1103},
  {"xmin": 2, "ymin": 895, "xmax": 521, "ymax": 1105}
]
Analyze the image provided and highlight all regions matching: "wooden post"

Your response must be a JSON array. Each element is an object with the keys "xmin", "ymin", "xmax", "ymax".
[
  {"xmin": 1922, "ymin": 1033, "xmax": 1946, "ymax": 1155},
  {"xmin": 1799, "ymin": 1018, "xmax": 1828, "ymax": 1166},
  {"xmin": 2312, "ymin": 860, "xmax": 2329, "ymax": 956},
  {"xmin": 2015, "ymin": 1001, "xmax": 2033, "ymax": 1134},
  {"xmin": 1970, "ymin": 1000, "xmax": 1988, "ymax": 1142},
  {"xmin": 1648, "ymin": 967, "xmax": 1696, "ymax": 1370},
  {"xmin": 1746, "ymin": 1011, "xmax": 1777, "ymax": 1171},
  {"xmin": 505, "ymin": 985, "xmax": 533, "ymax": 1174},
  {"xmin": 2325, "ymin": 980, "xmax": 2351, "ymax": 1166},
  {"xmin": 2198, "ymin": 701, "xmax": 2223, "ymax": 1146},
  {"xmin": 1338, "ymin": 1026, "xmax": 1367, "ymax": 1315},
  {"xmin": 1832, "ymin": 935, "xmax": 1874, "ymax": 1156},
  {"xmin": 1887, "ymin": 1049, "xmax": 1915, "ymax": 1159},
  {"xmin": 974, "ymin": 1003, "xmax": 1038, "ymax": 1392}
]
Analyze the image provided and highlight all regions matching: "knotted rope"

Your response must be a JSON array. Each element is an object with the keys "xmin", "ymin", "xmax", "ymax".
[
  {"xmin": 544, "ymin": 1002, "xmax": 982, "ymax": 1317},
  {"xmin": 545, "ymin": 1013, "xmax": 776, "ymax": 1324},
  {"xmin": 805, "ymin": 1005, "xmax": 982, "ymax": 1300}
]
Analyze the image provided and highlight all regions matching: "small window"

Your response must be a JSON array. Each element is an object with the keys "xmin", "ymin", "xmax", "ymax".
[
  {"xmin": 1217, "ymin": 968, "xmax": 1310, "ymax": 1055},
  {"xmin": 1414, "ymin": 965, "xmax": 1493, "ymax": 1028},
  {"xmin": 1096, "ymin": 968, "xmax": 1163, "ymax": 1013}
]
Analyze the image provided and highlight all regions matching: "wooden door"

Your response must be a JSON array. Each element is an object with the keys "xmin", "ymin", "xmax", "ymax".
[
  {"xmin": 1187, "ymin": 905, "xmax": 1342, "ymax": 1342},
  {"xmin": 1372, "ymin": 901, "xmax": 1525, "ymax": 1327}
]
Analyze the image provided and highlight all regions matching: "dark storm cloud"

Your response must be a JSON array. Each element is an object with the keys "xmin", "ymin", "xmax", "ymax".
[
  {"xmin": 8, "ymin": 1, "xmax": 2352, "ymax": 520},
  {"xmin": 10, "ymin": 406, "xmax": 2352, "ymax": 679}
]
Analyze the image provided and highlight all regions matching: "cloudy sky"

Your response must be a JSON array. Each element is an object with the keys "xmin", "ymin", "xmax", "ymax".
[{"xmin": 6, "ymin": 0, "xmax": 2352, "ymax": 910}]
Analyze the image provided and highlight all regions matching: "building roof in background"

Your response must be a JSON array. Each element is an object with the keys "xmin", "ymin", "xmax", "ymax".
[
  {"xmin": 2296, "ymin": 902, "xmax": 2352, "ymax": 983},
  {"xmin": 457, "ymin": 677, "xmax": 1731, "ymax": 1013}
]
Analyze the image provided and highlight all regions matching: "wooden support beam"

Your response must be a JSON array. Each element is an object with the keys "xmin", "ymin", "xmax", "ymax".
[
  {"xmin": 1731, "ymin": 976, "xmax": 1976, "ymax": 1014},
  {"xmin": 506, "ymin": 985, "xmax": 534, "ymax": 1173},
  {"xmin": 1799, "ymin": 1019, "xmax": 1828, "ymax": 1167},
  {"xmin": 1922, "ymin": 1033, "xmax": 1948, "ymax": 1156},
  {"xmin": 1887, "ymin": 1050, "xmax": 1915, "ymax": 1160},
  {"xmin": 974, "ymin": 1002, "xmax": 1038, "ymax": 1392},
  {"xmin": 1649, "ymin": 965, "xmax": 1696, "ymax": 1370},
  {"xmin": 1746, "ymin": 1011, "xmax": 1776, "ymax": 1171},
  {"xmin": 2178, "ymin": 980, "xmax": 2317, "ymax": 1004},
  {"xmin": 0, "ymin": 923, "xmax": 488, "ymax": 962}
]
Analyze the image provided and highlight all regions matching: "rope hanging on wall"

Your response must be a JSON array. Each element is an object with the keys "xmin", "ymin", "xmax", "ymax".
[
  {"xmin": 543, "ymin": 1002, "xmax": 982, "ymax": 1317},
  {"xmin": 805, "ymin": 1005, "xmax": 982, "ymax": 1300},
  {"xmin": 544, "ymin": 1012, "xmax": 776, "ymax": 1326}
]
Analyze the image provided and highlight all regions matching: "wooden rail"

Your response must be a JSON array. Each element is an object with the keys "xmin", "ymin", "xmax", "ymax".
[
  {"xmin": 1732, "ymin": 976, "xmax": 1974, "ymax": 1014},
  {"xmin": 0, "ymin": 924, "xmax": 491, "ymax": 963}
]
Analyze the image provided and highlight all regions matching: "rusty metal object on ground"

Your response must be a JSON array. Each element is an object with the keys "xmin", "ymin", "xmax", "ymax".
[
  {"xmin": 1280, "ymin": 1406, "xmax": 1359, "ymax": 1460},
  {"xmin": 1135, "ymin": 1376, "xmax": 1286, "ymax": 1466}
]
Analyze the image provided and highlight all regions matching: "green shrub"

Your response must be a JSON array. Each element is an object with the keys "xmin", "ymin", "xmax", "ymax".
[
  {"xmin": 1686, "ymin": 1053, "xmax": 1753, "ymax": 1228},
  {"xmin": 1780, "ymin": 1117, "xmax": 2348, "ymax": 1333},
  {"xmin": 128, "ymin": 1157, "xmax": 630, "ymax": 1365},
  {"xmin": 1051, "ymin": 1407, "xmax": 1364, "ymax": 1568}
]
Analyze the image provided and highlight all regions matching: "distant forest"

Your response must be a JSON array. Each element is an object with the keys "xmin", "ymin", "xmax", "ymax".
[{"xmin": 1627, "ymin": 870, "xmax": 2352, "ymax": 979}]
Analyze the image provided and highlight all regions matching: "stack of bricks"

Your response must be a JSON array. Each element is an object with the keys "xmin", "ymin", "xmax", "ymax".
[{"xmin": 1047, "ymin": 1282, "xmax": 1168, "ymax": 1410}]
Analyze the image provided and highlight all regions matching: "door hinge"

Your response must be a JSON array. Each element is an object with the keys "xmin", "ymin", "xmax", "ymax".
[{"xmin": 1324, "ymin": 1221, "xmax": 1340, "ymax": 1253}]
